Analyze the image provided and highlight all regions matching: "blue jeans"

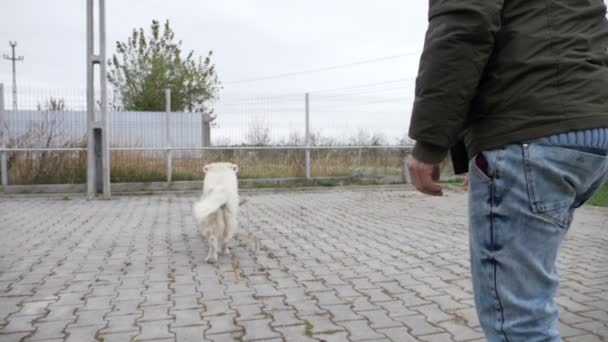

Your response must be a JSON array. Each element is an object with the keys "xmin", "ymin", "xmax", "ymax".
[{"xmin": 468, "ymin": 133, "xmax": 608, "ymax": 341}]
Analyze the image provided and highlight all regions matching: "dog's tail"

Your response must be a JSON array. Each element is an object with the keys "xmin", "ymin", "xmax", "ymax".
[{"xmin": 192, "ymin": 190, "xmax": 228, "ymax": 223}]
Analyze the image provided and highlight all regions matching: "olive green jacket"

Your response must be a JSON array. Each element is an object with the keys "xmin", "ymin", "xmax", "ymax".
[{"xmin": 409, "ymin": 0, "xmax": 608, "ymax": 172}]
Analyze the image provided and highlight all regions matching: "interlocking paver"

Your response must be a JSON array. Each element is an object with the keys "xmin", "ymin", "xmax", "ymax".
[
  {"xmin": 64, "ymin": 324, "xmax": 105, "ymax": 342},
  {"xmin": 240, "ymin": 318, "xmax": 281, "ymax": 341},
  {"xmin": 28, "ymin": 320, "xmax": 72, "ymax": 340},
  {"xmin": 99, "ymin": 314, "xmax": 139, "ymax": 334},
  {"xmin": 0, "ymin": 333, "xmax": 32, "ymax": 342},
  {"xmin": 171, "ymin": 325, "xmax": 208, "ymax": 342},
  {"xmin": 135, "ymin": 319, "xmax": 175, "ymax": 340},
  {"xmin": 339, "ymin": 319, "xmax": 384, "ymax": 341},
  {"xmin": 1, "ymin": 188, "xmax": 606, "ymax": 341},
  {"xmin": 205, "ymin": 313, "xmax": 242, "ymax": 335}
]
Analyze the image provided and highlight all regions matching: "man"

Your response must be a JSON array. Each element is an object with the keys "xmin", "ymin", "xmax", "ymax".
[{"xmin": 408, "ymin": 1, "xmax": 608, "ymax": 341}]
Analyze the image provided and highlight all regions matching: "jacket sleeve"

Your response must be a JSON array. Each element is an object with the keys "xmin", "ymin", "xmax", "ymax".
[{"xmin": 409, "ymin": 0, "xmax": 503, "ymax": 164}]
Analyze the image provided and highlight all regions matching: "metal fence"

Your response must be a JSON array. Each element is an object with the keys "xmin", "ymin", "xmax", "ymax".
[{"xmin": 0, "ymin": 83, "xmax": 417, "ymax": 187}]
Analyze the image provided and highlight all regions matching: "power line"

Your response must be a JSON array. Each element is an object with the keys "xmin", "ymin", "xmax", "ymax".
[
  {"xmin": 309, "ymin": 77, "xmax": 415, "ymax": 93},
  {"xmin": 224, "ymin": 52, "xmax": 420, "ymax": 85}
]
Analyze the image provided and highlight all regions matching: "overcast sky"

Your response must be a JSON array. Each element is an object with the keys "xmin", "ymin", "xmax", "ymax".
[
  {"xmin": 0, "ymin": 1, "xmax": 431, "ymax": 142},
  {"xmin": 0, "ymin": 1, "xmax": 428, "ymax": 94}
]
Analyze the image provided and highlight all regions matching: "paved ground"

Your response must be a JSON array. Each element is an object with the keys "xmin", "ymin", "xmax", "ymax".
[{"xmin": 0, "ymin": 188, "xmax": 607, "ymax": 342}]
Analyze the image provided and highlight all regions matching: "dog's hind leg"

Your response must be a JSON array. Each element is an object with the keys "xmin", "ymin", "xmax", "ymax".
[
  {"xmin": 221, "ymin": 209, "xmax": 238, "ymax": 256},
  {"xmin": 205, "ymin": 235, "xmax": 218, "ymax": 263}
]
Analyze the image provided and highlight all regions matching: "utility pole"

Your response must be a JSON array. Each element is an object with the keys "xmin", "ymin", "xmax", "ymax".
[
  {"xmin": 87, "ymin": 0, "xmax": 111, "ymax": 198},
  {"xmin": 3, "ymin": 41, "xmax": 24, "ymax": 111}
]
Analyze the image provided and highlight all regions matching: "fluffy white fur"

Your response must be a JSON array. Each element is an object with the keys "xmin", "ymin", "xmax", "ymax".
[{"xmin": 192, "ymin": 162, "xmax": 239, "ymax": 263}]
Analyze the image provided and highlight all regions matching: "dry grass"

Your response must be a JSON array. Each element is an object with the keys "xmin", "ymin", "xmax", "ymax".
[
  {"xmin": 8, "ymin": 151, "xmax": 87, "ymax": 185},
  {"xmin": 7, "ymin": 148, "xmax": 408, "ymax": 185}
]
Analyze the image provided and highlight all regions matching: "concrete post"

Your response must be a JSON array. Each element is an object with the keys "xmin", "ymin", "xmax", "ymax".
[
  {"xmin": 305, "ymin": 93, "xmax": 311, "ymax": 179},
  {"xmin": 0, "ymin": 83, "xmax": 7, "ymax": 190},
  {"xmin": 165, "ymin": 88, "xmax": 172, "ymax": 182},
  {"xmin": 86, "ymin": 0, "xmax": 111, "ymax": 198}
]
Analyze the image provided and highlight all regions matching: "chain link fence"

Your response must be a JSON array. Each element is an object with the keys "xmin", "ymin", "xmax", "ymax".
[{"xmin": 0, "ymin": 83, "xmax": 421, "ymax": 187}]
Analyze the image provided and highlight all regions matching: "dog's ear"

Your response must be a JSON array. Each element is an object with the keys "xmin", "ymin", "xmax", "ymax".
[
  {"xmin": 203, "ymin": 165, "xmax": 209, "ymax": 173},
  {"xmin": 232, "ymin": 164, "xmax": 239, "ymax": 173}
]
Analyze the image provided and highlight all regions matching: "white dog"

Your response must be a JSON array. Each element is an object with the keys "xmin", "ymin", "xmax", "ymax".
[{"xmin": 192, "ymin": 162, "xmax": 240, "ymax": 263}]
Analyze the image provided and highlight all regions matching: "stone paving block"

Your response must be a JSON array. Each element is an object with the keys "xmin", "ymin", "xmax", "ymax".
[
  {"xmin": 437, "ymin": 320, "xmax": 485, "ymax": 341},
  {"xmin": 28, "ymin": 320, "xmax": 73, "ymax": 341},
  {"xmin": 64, "ymin": 324, "xmax": 105, "ymax": 342},
  {"xmin": 274, "ymin": 324, "xmax": 318, "ymax": 341},
  {"xmin": 395, "ymin": 314, "xmax": 443, "ymax": 336},
  {"xmin": 414, "ymin": 304, "xmax": 453, "ymax": 323},
  {"xmin": 289, "ymin": 300, "xmax": 325, "ymax": 316},
  {"xmin": 172, "ymin": 325, "xmax": 208, "ymax": 342},
  {"xmin": 556, "ymin": 296, "xmax": 597, "ymax": 313},
  {"xmin": 441, "ymin": 286, "xmax": 473, "ymax": 301},
  {"xmin": 558, "ymin": 321, "xmax": 592, "ymax": 339},
  {"xmin": 447, "ymin": 307, "xmax": 480, "ymax": 329},
  {"xmin": 234, "ymin": 304, "xmax": 266, "ymax": 322},
  {"xmin": 376, "ymin": 300, "xmax": 417, "ymax": 319},
  {"xmin": 98, "ymin": 332, "xmax": 139, "ymax": 342},
  {"xmin": 565, "ymin": 334, "xmax": 604, "ymax": 342},
  {"xmin": 578, "ymin": 310, "xmax": 608, "ymax": 323},
  {"xmin": 173, "ymin": 295, "xmax": 204, "ymax": 311},
  {"xmin": 107, "ymin": 300, "xmax": 142, "ymax": 317},
  {"xmin": 200, "ymin": 284, "xmax": 227, "ymax": 301},
  {"xmin": 301, "ymin": 280, "xmax": 330, "ymax": 293},
  {"xmin": 0, "ymin": 315, "xmax": 41, "ymax": 334},
  {"xmin": 135, "ymin": 319, "xmax": 175, "ymax": 340},
  {"xmin": 313, "ymin": 291, "xmax": 347, "ymax": 306},
  {"xmin": 396, "ymin": 292, "xmax": 431, "ymax": 307},
  {"xmin": 339, "ymin": 319, "xmax": 384, "ymax": 341},
  {"xmin": 280, "ymin": 287, "xmax": 310, "ymax": 303},
  {"xmin": 348, "ymin": 296, "xmax": 380, "ymax": 312},
  {"xmin": 205, "ymin": 314, "xmax": 242, "ymax": 335},
  {"xmin": 418, "ymin": 333, "xmax": 456, "ymax": 342},
  {"xmin": 138, "ymin": 305, "xmax": 173, "ymax": 322},
  {"xmin": 141, "ymin": 292, "xmax": 171, "ymax": 307},
  {"xmin": 172, "ymin": 284, "xmax": 199, "ymax": 297},
  {"xmin": 164, "ymin": 307, "xmax": 200, "ymax": 329},
  {"xmin": 73, "ymin": 309, "xmax": 108, "ymax": 327},
  {"xmin": 202, "ymin": 300, "xmax": 233, "ymax": 317},
  {"xmin": 268, "ymin": 309, "xmax": 302, "ymax": 327},
  {"xmin": 228, "ymin": 290, "xmax": 257, "ymax": 306},
  {"xmin": 206, "ymin": 331, "xmax": 244, "ymax": 342},
  {"xmin": 321, "ymin": 304, "xmax": 363, "ymax": 322},
  {"xmin": 377, "ymin": 282, "xmax": 410, "ymax": 296},
  {"xmin": 36, "ymin": 305, "xmax": 77, "ymax": 323},
  {"xmin": 350, "ymin": 278, "xmax": 378, "ymax": 291},
  {"xmin": 314, "ymin": 331, "xmax": 351, "ymax": 342},
  {"xmin": 240, "ymin": 318, "xmax": 281, "ymax": 341},
  {"xmin": 0, "ymin": 332, "xmax": 32, "ymax": 342},
  {"xmin": 99, "ymin": 314, "xmax": 139, "ymax": 334},
  {"xmin": 358, "ymin": 310, "xmax": 403, "ymax": 329},
  {"xmin": 572, "ymin": 321, "xmax": 608, "ymax": 337},
  {"xmin": 560, "ymin": 309, "xmax": 595, "ymax": 325},
  {"xmin": 14, "ymin": 301, "xmax": 53, "ymax": 317},
  {"xmin": 0, "ymin": 298, "xmax": 25, "ymax": 322},
  {"xmin": 81, "ymin": 296, "xmax": 114, "ymax": 311},
  {"xmin": 53, "ymin": 293, "xmax": 86, "ymax": 307},
  {"xmin": 274, "ymin": 277, "xmax": 301, "ymax": 289},
  {"xmin": 427, "ymin": 295, "xmax": 468, "ymax": 311},
  {"xmin": 379, "ymin": 327, "xmax": 420, "ymax": 342},
  {"xmin": 261, "ymin": 297, "xmax": 290, "ymax": 312},
  {"xmin": 253, "ymin": 284, "xmax": 282, "ymax": 298}
]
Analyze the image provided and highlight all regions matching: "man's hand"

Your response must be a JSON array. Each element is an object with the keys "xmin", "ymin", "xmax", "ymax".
[{"xmin": 407, "ymin": 158, "xmax": 443, "ymax": 196}]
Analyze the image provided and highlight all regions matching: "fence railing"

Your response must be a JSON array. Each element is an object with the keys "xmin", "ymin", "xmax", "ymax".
[{"xmin": 0, "ymin": 83, "xmax": 419, "ymax": 189}]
